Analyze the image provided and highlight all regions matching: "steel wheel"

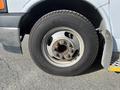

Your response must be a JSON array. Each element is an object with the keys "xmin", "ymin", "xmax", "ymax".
[{"xmin": 42, "ymin": 27, "xmax": 84, "ymax": 67}]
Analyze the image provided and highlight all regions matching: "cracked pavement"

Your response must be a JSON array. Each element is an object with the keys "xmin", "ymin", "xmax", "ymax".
[{"xmin": 0, "ymin": 35, "xmax": 120, "ymax": 90}]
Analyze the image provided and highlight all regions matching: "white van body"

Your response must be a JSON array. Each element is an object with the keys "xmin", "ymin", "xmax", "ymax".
[
  {"xmin": 0, "ymin": 0, "xmax": 120, "ymax": 74},
  {"xmin": 6, "ymin": 0, "xmax": 120, "ymax": 52}
]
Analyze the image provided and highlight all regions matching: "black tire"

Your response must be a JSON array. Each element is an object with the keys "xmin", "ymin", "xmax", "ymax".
[{"xmin": 29, "ymin": 10, "xmax": 99, "ymax": 76}]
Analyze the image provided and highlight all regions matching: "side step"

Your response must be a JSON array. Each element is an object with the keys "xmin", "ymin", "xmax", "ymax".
[{"xmin": 108, "ymin": 53, "xmax": 120, "ymax": 72}]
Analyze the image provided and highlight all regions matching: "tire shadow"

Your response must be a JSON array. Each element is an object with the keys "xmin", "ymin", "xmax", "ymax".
[{"xmin": 82, "ymin": 59, "xmax": 103, "ymax": 75}]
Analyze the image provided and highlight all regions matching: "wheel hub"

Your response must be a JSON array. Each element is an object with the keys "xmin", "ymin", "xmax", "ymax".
[{"xmin": 52, "ymin": 39, "xmax": 75, "ymax": 61}]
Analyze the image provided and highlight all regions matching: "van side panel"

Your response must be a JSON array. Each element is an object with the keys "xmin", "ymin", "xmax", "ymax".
[
  {"xmin": 110, "ymin": 0, "xmax": 120, "ymax": 51},
  {"xmin": 7, "ymin": 0, "xmax": 31, "ymax": 12},
  {"xmin": 7, "ymin": 0, "xmax": 108, "ymax": 13}
]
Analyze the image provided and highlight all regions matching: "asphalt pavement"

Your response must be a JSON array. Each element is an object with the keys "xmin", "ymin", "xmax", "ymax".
[{"xmin": 0, "ymin": 35, "xmax": 120, "ymax": 90}]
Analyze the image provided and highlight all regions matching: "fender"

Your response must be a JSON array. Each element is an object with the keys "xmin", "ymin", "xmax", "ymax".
[
  {"xmin": 7, "ymin": 0, "xmax": 109, "ymax": 13},
  {"xmin": 21, "ymin": 0, "xmax": 109, "ymax": 13},
  {"xmin": 97, "ymin": 6, "xmax": 113, "ymax": 68}
]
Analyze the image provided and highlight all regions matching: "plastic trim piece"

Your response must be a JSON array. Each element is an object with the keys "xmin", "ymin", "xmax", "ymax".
[
  {"xmin": 0, "ymin": 13, "xmax": 23, "ymax": 27},
  {"xmin": 0, "ymin": 27, "xmax": 21, "ymax": 53}
]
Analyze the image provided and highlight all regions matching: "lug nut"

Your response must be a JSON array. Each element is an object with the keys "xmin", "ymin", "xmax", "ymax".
[
  {"xmin": 59, "ymin": 40, "xmax": 65, "ymax": 45},
  {"xmin": 55, "ymin": 45, "xmax": 58, "ymax": 49}
]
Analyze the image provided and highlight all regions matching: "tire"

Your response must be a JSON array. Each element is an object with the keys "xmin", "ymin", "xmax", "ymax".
[{"xmin": 29, "ymin": 10, "xmax": 99, "ymax": 76}]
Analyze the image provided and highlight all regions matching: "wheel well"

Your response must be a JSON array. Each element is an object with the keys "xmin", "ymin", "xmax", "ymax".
[{"xmin": 19, "ymin": 0, "xmax": 102, "ymax": 35}]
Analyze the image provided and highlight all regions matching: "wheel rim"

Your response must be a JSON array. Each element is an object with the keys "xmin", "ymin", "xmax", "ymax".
[{"xmin": 42, "ymin": 27, "xmax": 84, "ymax": 67}]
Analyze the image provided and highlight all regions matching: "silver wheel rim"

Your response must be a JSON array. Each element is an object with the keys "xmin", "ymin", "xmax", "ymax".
[{"xmin": 42, "ymin": 27, "xmax": 84, "ymax": 67}]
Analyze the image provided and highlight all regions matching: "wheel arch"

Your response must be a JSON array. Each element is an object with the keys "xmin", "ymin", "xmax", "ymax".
[{"xmin": 19, "ymin": 0, "xmax": 103, "ymax": 35}]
